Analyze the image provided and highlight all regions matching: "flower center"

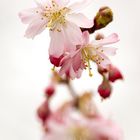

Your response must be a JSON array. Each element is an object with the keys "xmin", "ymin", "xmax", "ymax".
[
  {"xmin": 42, "ymin": 0, "xmax": 70, "ymax": 31},
  {"xmin": 81, "ymin": 45, "xmax": 94, "ymax": 77},
  {"xmin": 81, "ymin": 45, "xmax": 105, "ymax": 76}
]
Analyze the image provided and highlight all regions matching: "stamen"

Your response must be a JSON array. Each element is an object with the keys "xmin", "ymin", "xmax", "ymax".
[
  {"xmin": 82, "ymin": 48, "xmax": 93, "ymax": 77},
  {"xmin": 87, "ymin": 59, "xmax": 93, "ymax": 77}
]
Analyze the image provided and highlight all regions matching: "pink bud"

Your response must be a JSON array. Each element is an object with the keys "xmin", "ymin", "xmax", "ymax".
[
  {"xmin": 45, "ymin": 86, "xmax": 55, "ymax": 98},
  {"xmin": 109, "ymin": 65, "xmax": 123, "ymax": 82},
  {"xmin": 49, "ymin": 55, "xmax": 63, "ymax": 67},
  {"xmin": 98, "ymin": 80, "xmax": 112, "ymax": 99},
  {"xmin": 37, "ymin": 101, "xmax": 50, "ymax": 123}
]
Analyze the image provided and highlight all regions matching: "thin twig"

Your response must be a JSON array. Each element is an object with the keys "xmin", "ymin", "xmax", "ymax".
[{"xmin": 67, "ymin": 80, "xmax": 77, "ymax": 99}]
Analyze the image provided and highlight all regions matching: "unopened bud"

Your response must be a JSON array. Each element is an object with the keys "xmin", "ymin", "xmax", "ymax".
[
  {"xmin": 94, "ymin": 6, "xmax": 113, "ymax": 30},
  {"xmin": 45, "ymin": 86, "xmax": 55, "ymax": 98},
  {"xmin": 37, "ymin": 101, "xmax": 50, "ymax": 123},
  {"xmin": 49, "ymin": 55, "xmax": 63, "ymax": 67},
  {"xmin": 108, "ymin": 65, "xmax": 123, "ymax": 82},
  {"xmin": 98, "ymin": 79, "xmax": 112, "ymax": 99}
]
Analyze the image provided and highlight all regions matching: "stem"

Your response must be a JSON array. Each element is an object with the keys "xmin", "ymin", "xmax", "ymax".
[
  {"xmin": 67, "ymin": 80, "xmax": 77, "ymax": 99},
  {"xmin": 81, "ymin": 26, "xmax": 96, "ymax": 34},
  {"xmin": 52, "ymin": 71, "xmax": 77, "ymax": 98}
]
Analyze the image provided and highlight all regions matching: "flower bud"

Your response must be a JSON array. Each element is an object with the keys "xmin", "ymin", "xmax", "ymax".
[
  {"xmin": 45, "ymin": 86, "xmax": 55, "ymax": 98},
  {"xmin": 49, "ymin": 55, "xmax": 63, "ymax": 67},
  {"xmin": 108, "ymin": 65, "xmax": 123, "ymax": 82},
  {"xmin": 98, "ymin": 79, "xmax": 112, "ymax": 99},
  {"xmin": 94, "ymin": 6, "xmax": 113, "ymax": 30},
  {"xmin": 37, "ymin": 100, "xmax": 50, "ymax": 123}
]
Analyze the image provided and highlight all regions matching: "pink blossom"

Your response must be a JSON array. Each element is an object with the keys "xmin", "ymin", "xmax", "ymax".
[
  {"xmin": 59, "ymin": 31, "xmax": 119, "ymax": 79},
  {"xmin": 42, "ymin": 104, "xmax": 122, "ymax": 140},
  {"xmin": 19, "ymin": 0, "xmax": 93, "ymax": 57}
]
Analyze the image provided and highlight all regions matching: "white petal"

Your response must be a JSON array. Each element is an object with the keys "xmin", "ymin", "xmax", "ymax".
[
  {"xmin": 25, "ymin": 18, "xmax": 47, "ymax": 39},
  {"xmin": 49, "ymin": 30, "xmax": 65, "ymax": 57},
  {"xmin": 69, "ymin": 0, "xmax": 93, "ymax": 12},
  {"xmin": 63, "ymin": 21, "xmax": 83, "ymax": 45},
  {"xmin": 66, "ymin": 13, "xmax": 93, "ymax": 28},
  {"xmin": 92, "ymin": 33, "xmax": 119, "ymax": 46}
]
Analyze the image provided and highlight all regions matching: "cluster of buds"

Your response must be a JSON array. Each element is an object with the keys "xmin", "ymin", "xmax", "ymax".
[{"xmin": 98, "ymin": 65, "xmax": 123, "ymax": 99}]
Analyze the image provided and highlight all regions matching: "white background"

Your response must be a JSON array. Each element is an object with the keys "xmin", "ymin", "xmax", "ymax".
[{"xmin": 0, "ymin": 0, "xmax": 140, "ymax": 140}]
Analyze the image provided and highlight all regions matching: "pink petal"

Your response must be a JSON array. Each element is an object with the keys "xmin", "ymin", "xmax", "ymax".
[
  {"xmin": 99, "ymin": 47, "xmax": 117, "ymax": 56},
  {"xmin": 66, "ymin": 13, "xmax": 93, "ymax": 28},
  {"xmin": 69, "ymin": 66, "xmax": 76, "ymax": 79},
  {"xmin": 55, "ymin": 0, "xmax": 70, "ymax": 7},
  {"xmin": 25, "ymin": 18, "xmax": 47, "ymax": 39},
  {"xmin": 63, "ymin": 21, "xmax": 82, "ymax": 45},
  {"xmin": 76, "ymin": 69, "xmax": 83, "ymax": 78},
  {"xmin": 97, "ymin": 52, "xmax": 111, "ymax": 68},
  {"xmin": 92, "ymin": 33, "xmax": 119, "ymax": 46},
  {"xmin": 59, "ymin": 61, "xmax": 70, "ymax": 76},
  {"xmin": 82, "ymin": 31, "xmax": 90, "ymax": 44},
  {"xmin": 35, "ymin": 0, "xmax": 52, "ymax": 7},
  {"xmin": 69, "ymin": 0, "xmax": 93, "ymax": 12},
  {"xmin": 49, "ymin": 30, "xmax": 65, "ymax": 58},
  {"xmin": 19, "ymin": 8, "xmax": 41, "ymax": 24}
]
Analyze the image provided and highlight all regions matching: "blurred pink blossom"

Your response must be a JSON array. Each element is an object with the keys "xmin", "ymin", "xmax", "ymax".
[{"xmin": 42, "ymin": 103, "xmax": 122, "ymax": 140}]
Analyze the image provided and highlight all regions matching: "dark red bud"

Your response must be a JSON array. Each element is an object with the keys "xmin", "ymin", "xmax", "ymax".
[
  {"xmin": 49, "ymin": 55, "xmax": 63, "ymax": 67},
  {"xmin": 108, "ymin": 65, "xmax": 123, "ymax": 82},
  {"xmin": 37, "ymin": 101, "xmax": 50, "ymax": 123},
  {"xmin": 98, "ymin": 80, "xmax": 112, "ymax": 99},
  {"xmin": 45, "ymin": 86, "xmax": 55, "ymax": 98}
]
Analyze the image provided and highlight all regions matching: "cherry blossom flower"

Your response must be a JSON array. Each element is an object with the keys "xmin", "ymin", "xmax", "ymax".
[
  {"xmin": 59, "ymin": 31, "xmax": 119, "ymax": 79},
  {"xmin": 19, "ymin": 0, "xmax": 93, "ymax": 57},
  {"xmin": 42, "ymin": 102, "xmax": 122, "ymax": 140}
]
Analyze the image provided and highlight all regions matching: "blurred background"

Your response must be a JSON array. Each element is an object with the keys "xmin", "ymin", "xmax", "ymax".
[{"xmin": 0, "ymin": 0, "xmax": 140, "ymax": 140}]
